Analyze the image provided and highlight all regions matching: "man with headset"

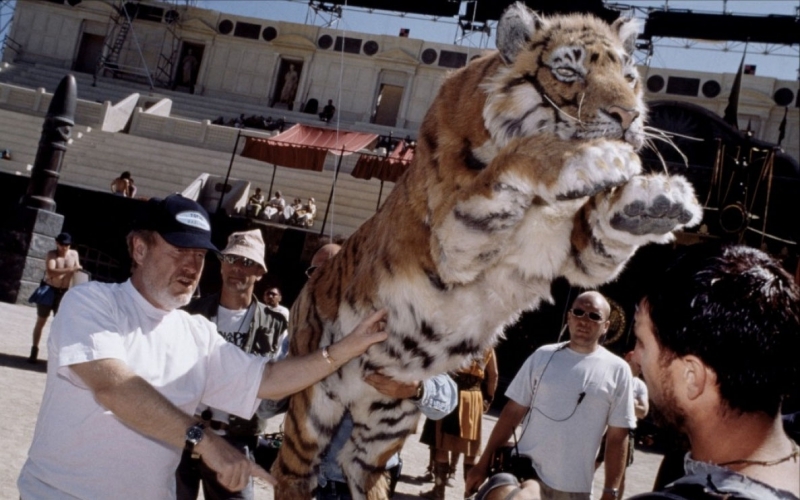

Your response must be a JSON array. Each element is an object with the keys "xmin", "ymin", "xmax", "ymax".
[{"xmin": 466, "ymin": 291, "xmax": 635, "ymax": 500}]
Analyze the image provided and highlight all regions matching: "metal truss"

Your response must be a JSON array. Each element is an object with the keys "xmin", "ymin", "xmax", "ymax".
[{"xmin": 306, "ymin": 1, "xmax": 343, "ymax": 29}]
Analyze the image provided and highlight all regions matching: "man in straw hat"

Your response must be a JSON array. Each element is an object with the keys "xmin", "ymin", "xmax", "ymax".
[
  {"xmin": 177, "ymin": 228, "xmax": 288, "ymax": 500},
  {"xmin": 18, "ymin": 194, "xmax": 387, "ymax": 499}
]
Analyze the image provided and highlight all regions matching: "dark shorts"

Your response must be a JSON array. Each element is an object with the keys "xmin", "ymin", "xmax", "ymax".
[{"xmin": 36, "ymin": 287, "xmax": 67, "ymax": 318}]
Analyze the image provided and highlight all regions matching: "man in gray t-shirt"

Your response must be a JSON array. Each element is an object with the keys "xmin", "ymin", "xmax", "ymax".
[{"xmin": 467, "ymin": 291, "xmax": 635, "ymax": 500}]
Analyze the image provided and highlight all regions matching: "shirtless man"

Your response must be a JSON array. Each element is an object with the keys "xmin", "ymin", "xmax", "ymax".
[
  {"xmin": 28, "ymin": 232, "xmax": 81, "ymax": 363},
  {"xmin": 111, "ymin": 171, "xmax": 136, "ymax": 198}
]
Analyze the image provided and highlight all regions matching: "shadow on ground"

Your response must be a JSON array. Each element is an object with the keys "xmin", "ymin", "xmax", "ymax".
[{"xmin": 0, "ymin": 352, "xmax": 46, "ymax": 373}]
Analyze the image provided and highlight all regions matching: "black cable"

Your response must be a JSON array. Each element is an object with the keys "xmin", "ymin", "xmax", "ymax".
[{"xmin": 531, "ymin": 391, "xmax": 586, "ymax": 422}]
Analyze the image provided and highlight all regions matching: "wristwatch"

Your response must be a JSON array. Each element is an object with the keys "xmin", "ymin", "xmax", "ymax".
[
  {"xmin": 185, "ymin": 422, "xmax": 205, "ymax": 452},
  {"xmin": 603, "ymin": 487, "xmax": 620, "ymax": 498},
  {"xmin": 410, "ymin": 382, "xmax": 424, "ymax": 401}
]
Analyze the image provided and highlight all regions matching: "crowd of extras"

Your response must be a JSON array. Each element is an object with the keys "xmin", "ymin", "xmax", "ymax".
[
  {"xmin": 18, "ymin": 193, "xmax": 800, "ymax": 500},
  {"xmin": 109, "ymin": 170, "xmax": 318, "ymax": 230}
]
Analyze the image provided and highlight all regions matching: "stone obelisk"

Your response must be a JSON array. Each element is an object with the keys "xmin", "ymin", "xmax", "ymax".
[{"xmin": 0, "ymin": 74, "xmax": 76, "ymax": 304}]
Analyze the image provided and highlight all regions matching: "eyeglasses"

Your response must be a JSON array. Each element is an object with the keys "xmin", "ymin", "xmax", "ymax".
[
  {"xmin": 569, "ymin": 308, "xmax": 605, "ymax": 323},
  {"xmin": 305, "ymin": 266, "xmax": 317, "ymax": 278},
  {"xmin": 266, "ymin": 292, "xmax": 279, "ymax": 297},
  {"xmin": 218, "ymin": 254, "xmax": 257, "ymax": 268}
]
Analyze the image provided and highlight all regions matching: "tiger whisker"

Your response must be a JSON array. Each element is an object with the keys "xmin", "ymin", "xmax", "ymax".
[
  {"xmin": 643, "ymin": 130, "xmax": 689, "ymax": 168},
  {"xmin": 645, "ymin": 130, "xmax": 689, "ymax": 171},
  {"xmin": 644, "ymin": 137, "xmax": 670, "ymax": 174},
  {"xmin": 643, "ymin": 126, "xmax": 703, "ymax": 142},
  {"xmin": 543, "ymin": 94, "xmax": 583, "ymax": 125},
  {"xmin": 530, "ymin": 122, "xmax": 557, "ymax": 134}
]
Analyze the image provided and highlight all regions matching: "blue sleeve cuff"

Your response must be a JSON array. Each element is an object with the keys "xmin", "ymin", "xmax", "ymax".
[{"xmin": 416, "ymin": 373, "xmax": 458, "ymax": 420}]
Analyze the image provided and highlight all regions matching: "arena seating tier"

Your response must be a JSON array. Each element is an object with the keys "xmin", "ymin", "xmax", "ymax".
[
  {"xmin": 0, "ymin": 107, "xmax": 394, "ymax": 237},
  {"xmin": 0, "ymin": 62, "xmax": 404, "ymax": 136}
]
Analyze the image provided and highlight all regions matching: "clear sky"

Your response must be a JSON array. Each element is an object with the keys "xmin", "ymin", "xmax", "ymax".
[{"xmin": 199, "ymin": 0, "xmax": 800, "ymax": 81}]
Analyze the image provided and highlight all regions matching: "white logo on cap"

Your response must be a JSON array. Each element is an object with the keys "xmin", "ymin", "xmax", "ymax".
[{"xmin": 175, "ymin": 211, "xmax": 211, "ymax": 231}]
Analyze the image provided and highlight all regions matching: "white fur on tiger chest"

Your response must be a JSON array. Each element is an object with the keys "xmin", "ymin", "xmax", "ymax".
[{"xmin": 332, "ymin": 201, "xmax": 580, "ymax": 387}]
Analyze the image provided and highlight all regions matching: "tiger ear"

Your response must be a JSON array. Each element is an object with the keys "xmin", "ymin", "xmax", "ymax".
[
  {"xmin": 612, "ymin": 17, "xmax": 642, "ymax": 56},
  {"xmin": 496, "ymin": 2, "xmax": 546, "ymax": 65}
]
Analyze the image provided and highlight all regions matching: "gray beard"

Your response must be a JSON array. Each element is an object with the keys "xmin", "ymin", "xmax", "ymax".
[{"xmin": 143, "ymin": 275, "xmax": 195, "ymax": 311}]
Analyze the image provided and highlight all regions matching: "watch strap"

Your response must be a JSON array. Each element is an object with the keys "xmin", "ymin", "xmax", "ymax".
[
  {"xmin": 184, "ymin": 422, "xmax": 205, "ymax": 453},
  {"xmin": 603, "ymin": 487, "xmax": 620, "ymax": 498}
]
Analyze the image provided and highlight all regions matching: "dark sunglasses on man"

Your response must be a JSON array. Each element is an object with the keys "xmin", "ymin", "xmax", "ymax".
[
  {"xmin": 569, "ymin": 308, "xmax": 605, "ymax": 323},
  {"xmin": 218, "ymin": 254, "xmax": 258, "ymax": 268}
]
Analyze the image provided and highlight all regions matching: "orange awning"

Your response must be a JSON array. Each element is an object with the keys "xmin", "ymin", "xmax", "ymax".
[
  {"xmin": 351, "ymin": 140, "xmax": 414, "ymax": 183},
  {"xmin": 241, "ymin": 124, "xmax": 378, "ymax": 172}
]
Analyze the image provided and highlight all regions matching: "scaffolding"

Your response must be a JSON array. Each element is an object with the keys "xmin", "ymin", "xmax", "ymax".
[
  {"xmin": 305, "ymin": 1, "xmax": 343, "ymax": 29},
  {"xmin": 0, "ymin": 0, "xmax": 19, "ymax": 61},
  {"xmin": 154, "ymin": 11, "xmax": 182, "ymax": 88},
  {"xmin": 93, "ymin": 0, "xmax": 193, "ymax": 89}
]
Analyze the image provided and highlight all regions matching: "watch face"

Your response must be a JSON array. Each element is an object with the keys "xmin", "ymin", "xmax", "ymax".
[{"xmin": 187, "ymin": 425, "xmax": 204, "ymax": 444}]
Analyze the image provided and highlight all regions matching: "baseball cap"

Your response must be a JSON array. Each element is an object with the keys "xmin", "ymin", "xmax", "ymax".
[
  {"xmin": 55, "ymin": 232, "xmax": 72, "ymax": 245},
  {"xmin": 221, "ymin": 229, "xmax": 267, "ymax": 271},
  {"xmin": 132, "ymin": 194, "xmax": 218, "ymax": 252}
]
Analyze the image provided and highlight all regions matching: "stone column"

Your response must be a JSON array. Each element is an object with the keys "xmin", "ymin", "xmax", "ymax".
[{"xmin": 0, "ymin": 75, "xmax": 76, "ymax": 304}]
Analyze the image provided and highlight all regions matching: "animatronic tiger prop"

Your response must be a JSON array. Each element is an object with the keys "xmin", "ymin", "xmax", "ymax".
[{"xmin": 273, "ymin": 3, "xmax": 702, "ymax": 498}]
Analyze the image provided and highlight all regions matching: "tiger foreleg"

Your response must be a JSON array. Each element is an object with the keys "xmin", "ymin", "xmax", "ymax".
[
  {"xmin": 272, "ymin": 382, "xmax": 347, "ymax": 499},
  {"xmin": 543, "ymin": 139, "xmax": 642, "ymax": 202},
  {"xmin": 562, "ymin": 173, "xmax": 702, "ymax": 287},
  {"xmin": 432, "ymin": 137, "xmax": 640, "ymax": 284},
  {"xmin": 338, "ymin": 396, "xmax": 420, "ymax": 500}
]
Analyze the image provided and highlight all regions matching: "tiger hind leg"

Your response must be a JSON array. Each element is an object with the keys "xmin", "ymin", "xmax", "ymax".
[
  {"xmin": 339, "ymin": 396, "xmax": 420, "ymax": 500},
  {"xmin": 271, "ymin": 383, "xmax": 347, "ymax": 499}
]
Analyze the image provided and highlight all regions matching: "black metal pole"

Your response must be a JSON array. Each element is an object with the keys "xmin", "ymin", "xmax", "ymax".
[
  {"xmin": 268, "ymin": 164, "xmax": 277, "ymax": 197},
  {"xmin": 217, "ymin": 129, "xmax": 241, "ymax": 215},
  {"xmin": 375, "ymin": 147, "xmax": 390, "ymax": 211},
  {"xmin": 23, "ymin": 74, "xmax": 77, "ymax": 212},
  {"xmin": 319, "ymin": 147, "xmax": 345, "ymax": 236}
]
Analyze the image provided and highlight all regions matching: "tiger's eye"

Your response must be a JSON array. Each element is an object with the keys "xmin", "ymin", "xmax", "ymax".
[{"xmin": 555, "ymin": 67, "xmax": 577, "ymax": 78}]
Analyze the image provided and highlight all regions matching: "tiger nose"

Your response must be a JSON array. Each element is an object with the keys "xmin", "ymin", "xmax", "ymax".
[{"xmin": 606, "ymin": 106, "xmax": 640, "ymax": 130}]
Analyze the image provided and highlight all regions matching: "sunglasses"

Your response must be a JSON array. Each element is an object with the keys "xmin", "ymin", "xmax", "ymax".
[
  {"xmin": 305, "ymin": 266, "xmax": 318, "ymax": 278},
  {"xmin": 569, "ymin": 308, "xmax": 605, "ymax": 323},
  {"xmin": 218, "ymin": 254, "xmax": 258, "ymax": 268}
]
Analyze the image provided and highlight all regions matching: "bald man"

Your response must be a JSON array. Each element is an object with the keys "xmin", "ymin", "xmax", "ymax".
[{"xmin": 467, "ymin": 292, "xmax": 635, "ymax": 500}]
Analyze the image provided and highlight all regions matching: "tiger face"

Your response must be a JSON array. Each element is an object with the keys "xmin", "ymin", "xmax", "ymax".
[{"xmin": 483, "ymin": 4, "xmax": 645, "ymax": 151}]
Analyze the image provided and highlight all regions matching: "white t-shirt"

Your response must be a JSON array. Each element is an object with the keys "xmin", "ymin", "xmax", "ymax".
[
  {"xmin": 633, "ymin": 376, "xmax": 648, "ymax": 410},
  {"xmin": 18, "ymin": 280, "xmax": 267, "ymax": 500},
  {"xmin": 197, "ymin": 304, "xmax": 255, "ymax": 424},
  {"xmin": 506, "ymin": 342, "xmax": 635, "ymax": 493},
  {"xmin": 268, "ymin": 196, "xmax": 286, "ymax": 209},
  {"xmin": 215, "ymin": 303, "xmax": 256, "ymax": 348},
  {"xmin": 267, "ymin": 304, "xmax": 290, "ymax": 322}
]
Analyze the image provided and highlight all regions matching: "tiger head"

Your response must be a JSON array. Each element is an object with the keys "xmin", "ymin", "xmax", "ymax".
[{"xmin": 483, "ymin": 3, "xmax": 646, "ymax": 151}]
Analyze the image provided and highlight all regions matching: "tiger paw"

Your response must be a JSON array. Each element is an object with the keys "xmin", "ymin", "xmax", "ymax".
[
  {"xmin": 549, "ymin": 141, "xmax": 641, "ymax": 202},
  {"xmin": 605, "ymin": 174, "xmax": 702, "ymax": 242}
]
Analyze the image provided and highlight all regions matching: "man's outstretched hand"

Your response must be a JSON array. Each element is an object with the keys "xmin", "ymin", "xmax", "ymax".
[{"xmin": 196, "ymin": 432, "xmax": 277, "ymax": 492}]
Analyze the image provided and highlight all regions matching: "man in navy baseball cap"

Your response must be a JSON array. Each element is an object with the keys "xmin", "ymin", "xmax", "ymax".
[
  {"xmin": 132, "ymin": 194, "xmax": 218, "ymax": 252},
  {"xmin": 18, "ymin": 194, "xmax": 390, "ymax": 500}
]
